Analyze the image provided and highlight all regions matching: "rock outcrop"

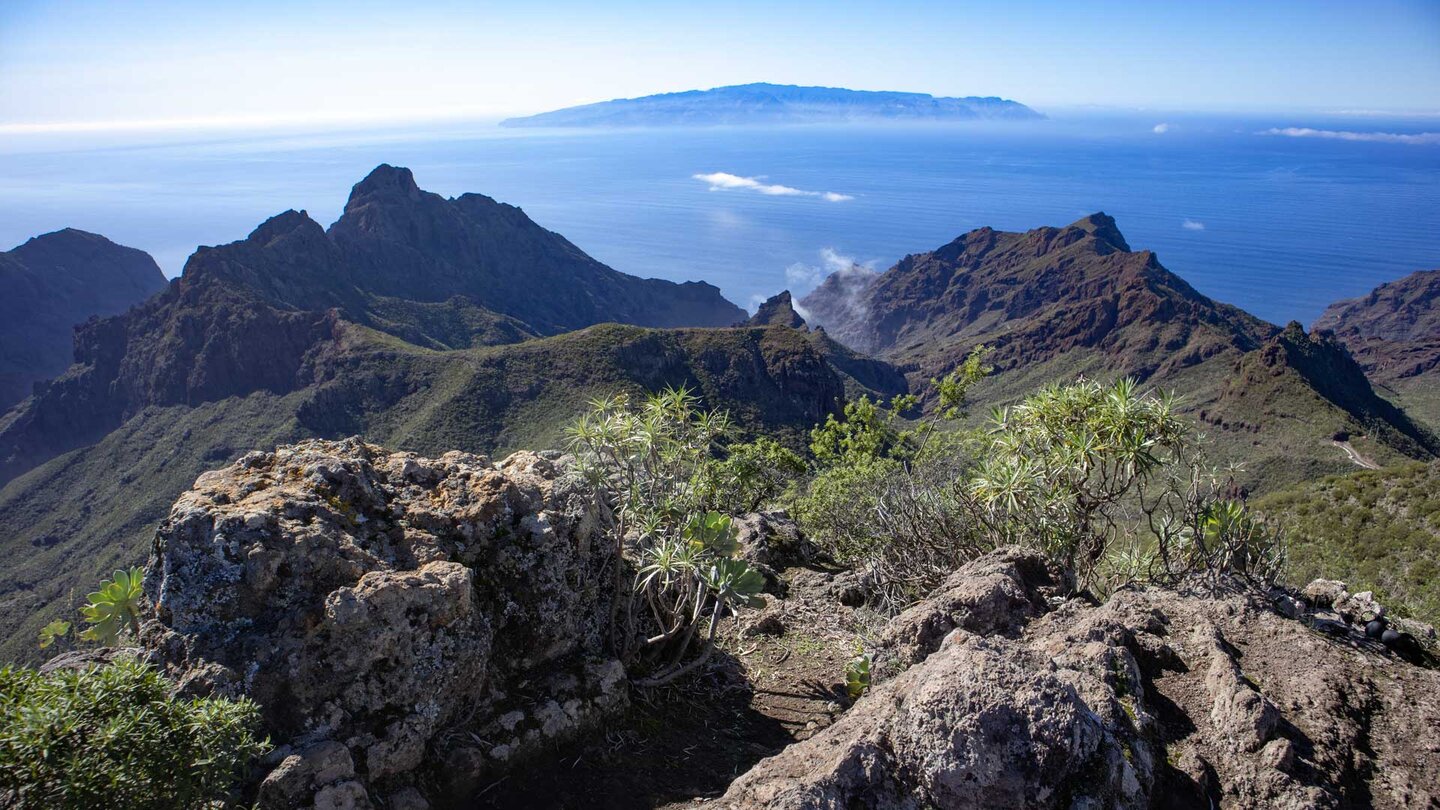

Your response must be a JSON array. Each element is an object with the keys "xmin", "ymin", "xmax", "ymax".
[
  {"xmin": 720, "ymin": 549, "xmax": 1440, "ymax": 809},
  {"xmin": 747, "ymin": 291, "xmax": 808, "ymax": 329},
  {"xmin": 141, "ymin": 439, "xmax": 625, "ymax": 808}
]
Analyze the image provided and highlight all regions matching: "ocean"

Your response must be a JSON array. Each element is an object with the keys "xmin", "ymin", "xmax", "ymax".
[{"xmin": 1, "ymin": 111, "xmax": 1436, "ymax": 326}]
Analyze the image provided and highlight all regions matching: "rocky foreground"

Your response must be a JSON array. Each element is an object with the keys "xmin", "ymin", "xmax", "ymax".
[{"xmin": 118, "ymin": 440, "xmax": 1440, "ymax": 809}]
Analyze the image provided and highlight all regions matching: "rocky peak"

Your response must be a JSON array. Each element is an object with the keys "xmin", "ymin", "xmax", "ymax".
[
  {"xmin": 344, "ymin": 163, "xmax": 423, "ymax": 209},
  {"xmin": 747, "ymin": 290, "xmax": 807, "ymax": 329},
  {"xmin": 139, "ymin": 438, "xmax": 626, "ymax": 806},
  {"xmin": 1067, "ymin": 210, "xmax": 1131, "ymax": 252},
  {"xmin": 245, "ymin": 209, "xmax": 325, "ymax": 248},
  {"xmin": 720, "ymin": 548, "xmax": 1440, "ymax": 808}
]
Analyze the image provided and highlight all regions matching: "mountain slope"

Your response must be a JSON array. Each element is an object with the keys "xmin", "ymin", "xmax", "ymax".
[
  {"xmin": 0, "ymin": 229, "xmax": 166, "ymax": 410},
  {"xmin": 501, "ymin": 83, "xmax": 1042, "ymax": 127},
  {"xmin": 1314, "ymin": 269, "xmax": 1440, "ymax": 429},
  {"xmin": 800, "ymin": 214, "xmax": 1437, "ymax": 487},
  {"xmin": 1257, "ymin": 459, "xmax": 1440, "ymax": 623},
  {"xmin": 0, "ymin": 168, "xmax": 903, "ymax": 661},
  {"xmin": 0, "ymin": 321, "xmax": 887, "ymax": 662}
]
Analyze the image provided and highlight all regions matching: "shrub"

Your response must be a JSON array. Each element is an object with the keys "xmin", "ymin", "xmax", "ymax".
[
  {"xmin": 0, "ymin": 658, "xmax": 268, "ymax": 809},
  {"xmin": 799, "ymin": 371, "xmax": 1287, "ymax": 608},
  {"xmin": 710, "ymin": 437, "xmax": 806, "ymax": 513},
  {"xmin": 568, "ymin": 387, "xmax": 769, "ymax": 686},
  {"xmin": 794, "ymin": 349, "xmax": 991, "ymax": 605},
  {"xmin": 971, "ymin": 378, "xmax": 1286, "ymax": 589}
]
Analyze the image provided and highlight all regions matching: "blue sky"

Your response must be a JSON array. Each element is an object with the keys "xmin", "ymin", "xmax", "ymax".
[{"xmin": 1, "ymin": 0, "xmax": 1438, "ymax": 131}]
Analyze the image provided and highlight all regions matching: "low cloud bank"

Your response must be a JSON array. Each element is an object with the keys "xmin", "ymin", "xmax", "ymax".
[
  {"xmin": 1259, "ymin": 127, "xmax": 1440, "ymax": 145},
  {"xmin": 693, "ymin": 172, "xmax": 853, "ymax": 201}
]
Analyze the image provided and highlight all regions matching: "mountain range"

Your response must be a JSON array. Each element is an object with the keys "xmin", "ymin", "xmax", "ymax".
[
  {"xmin": 500, "ymin": 83, "xmax": 1043, "ymax": 128},
  {"xmin": 0, "ymin": 168, "xmax": 1434, "ymax": 662},
  {"xmin": 0, "ymin": 166, "xmax": 899, "ymax": 661},
  {"xmin": 799, "ymin": 213, "xmax": 1439, "ymax": 486}
]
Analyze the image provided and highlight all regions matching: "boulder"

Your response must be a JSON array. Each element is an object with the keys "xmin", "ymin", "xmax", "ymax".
[
  {"xmin": 720, "ymin": 549, "xmax": 1440, "ymax": 809},
  {"xmin": 141, "ymin": 438, "xmax": 624, "ymax": 806}
]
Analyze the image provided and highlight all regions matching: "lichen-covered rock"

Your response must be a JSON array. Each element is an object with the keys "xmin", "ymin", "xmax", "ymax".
[
  {"xmin": 141, "ymin": 438, "xmax": 624, "ymax": 807},
  {"xmin": 721, "ymin": 549, "xmax": 1440, "ymax": 809}
]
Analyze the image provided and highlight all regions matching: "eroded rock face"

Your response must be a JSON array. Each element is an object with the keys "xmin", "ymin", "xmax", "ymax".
[
  {"xmin": 141, "ymin": 438, "xmax": 624, "ymax": 807},
  {"xmin": 721, "ymin": 549, "xmax": 1440, "ymax": 809}
]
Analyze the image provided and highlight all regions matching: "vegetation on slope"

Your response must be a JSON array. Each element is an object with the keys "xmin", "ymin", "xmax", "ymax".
[{"xmin": 1258, "ymin": 460, "xmax": 1440, "ymax": 623}]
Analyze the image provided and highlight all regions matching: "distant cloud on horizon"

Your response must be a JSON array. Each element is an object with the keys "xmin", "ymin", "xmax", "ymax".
[
  {"xmin": 1182, "ymin": 219, "xmax": 1205, "ymax": 231},
  {"xmin": 1152, "ymin": 123, "xmax": 1172, "ymax": 134},
  {"xmin": 1259, "ymin": 127, "xmax": 1440, "ymax": 145},
  {"xmin": 693, "ymin": 172, "xmax": 853, "ymax": 202}
]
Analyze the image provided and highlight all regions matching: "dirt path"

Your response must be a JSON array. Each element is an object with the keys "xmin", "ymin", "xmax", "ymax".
[{"xmin": 1332, "ymin": 439, "xmax": 1381, "ymax": 470}]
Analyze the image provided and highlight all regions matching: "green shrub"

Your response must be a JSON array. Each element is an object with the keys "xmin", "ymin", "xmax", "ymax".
[
  {"xmin": 971, "ymin": 378, "xmax": 1285, "ymax": 589},
  {"xmin": 0, "ymin": 658, "xmax": 268, "ymax": 809},
  {"xmin": 711, "ymin": 437, "xmax": 806, "ymax": 513},
  {"xmin": 568, "ymin": 387, "xmax": 770, "ymax": 686},
  {"xmin": 794, "ymin": 349, "xmax": 992, "ymax": 605},
  {"xmin": 799, "ymin": 371, "xmax": 1287, "ymax": 608}
]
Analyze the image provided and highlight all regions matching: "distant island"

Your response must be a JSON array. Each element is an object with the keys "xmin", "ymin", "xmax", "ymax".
[{"xmin": 499, "ymin": 82, "xmax": 1044, "ymax": 128}]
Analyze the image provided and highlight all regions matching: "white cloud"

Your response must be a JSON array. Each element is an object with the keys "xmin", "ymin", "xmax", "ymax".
[
  {"xmin": 782, "ymin": 247, "xmax": 876, "ymax": 300},
  {"xmin": 1152, "ymin": 123, "xmax": 1171, "ymax": 134},
  {"xmin": 1182, "ymin": 219, "xmax": 1205, "ymax": 231},
  {"xmin": 785, "ymin": 262, "xmax": 822, "ymax": 291},
  {"xmin": 693, "ymin": 172, "xmax": 853, "ymax": 202},
  {"xmin": 1258, "ymin": 127, "xmax": 1440, "ymax": 145}
]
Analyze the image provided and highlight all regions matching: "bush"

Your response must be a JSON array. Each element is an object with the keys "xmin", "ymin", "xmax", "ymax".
[
  {"xmin": 794, "ymin": 349, "xmax": 991, "ymax": 606},
  {"xmin": 972, "ymin": 378, "xmax": 1285, "ymax": 589},
  {"xmin": 0, "ymin": 658, "xmax": 268, "ymax": 809},
  {"xmin": 798, "ymin": 371, "xmax": 1287, "ymax": 609},
  {"xmin": 711, "ymin": 437, "xmax": 806, "ymax": 514},
  {"xmin": 568, "ymin": 387, "xmax": 770, "ymax": 686}
]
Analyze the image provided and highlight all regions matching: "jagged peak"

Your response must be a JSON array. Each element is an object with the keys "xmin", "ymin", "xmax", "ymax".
[
  {"xmin": 747, "ymin": 290, "xmax": 807, "ymax": 329},
  {"xmin": 1066, "ymin": 212, "xmax": 1131, "ymax": 252},
  {"xmin": 246, "ymin": 209, "xmax": 324, "ymax": 246},
  {"xmin": 346, "ymin": 164, "xmax": 422, "ymax": 208}
]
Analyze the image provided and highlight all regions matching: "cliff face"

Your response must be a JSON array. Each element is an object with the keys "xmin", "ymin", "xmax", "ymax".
[
  {"xmin": 0, "ymin": 229, "xmax": 166, "ymax": 410},
  {"xmin": 1314, "ymin": 269, "xmax": 1440, "ymax": 429}
]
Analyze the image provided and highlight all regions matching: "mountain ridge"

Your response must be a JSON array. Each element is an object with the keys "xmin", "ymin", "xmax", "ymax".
[
  {"xmin": 799, "ymin": 213, "xmax": 1437, "ymax": 487},
  {"xmin": 1314, "ymin": 269, "xmax": 1440, "ymax": 429}
]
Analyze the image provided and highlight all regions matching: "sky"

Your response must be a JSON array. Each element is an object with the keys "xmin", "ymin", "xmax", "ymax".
[{"xmin": 1, "ymin": 0, "xmax": 1438, "ymax": 132}]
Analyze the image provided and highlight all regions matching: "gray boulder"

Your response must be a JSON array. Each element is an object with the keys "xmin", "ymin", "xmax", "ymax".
[
  {"xmin": 141, "ymin": 438, "xmax": 624, "ymax": 807},
  {"xmin": 720, "ymin": 549, "xmax": 1440, "ymax": 809}
]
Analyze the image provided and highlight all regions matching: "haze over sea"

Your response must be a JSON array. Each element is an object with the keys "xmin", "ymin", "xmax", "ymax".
[{"xmin": 1, "ymin": 111, "xmax": 1436, "ymax": 326}]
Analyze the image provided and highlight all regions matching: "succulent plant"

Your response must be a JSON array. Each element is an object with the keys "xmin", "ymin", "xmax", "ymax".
[{"xmin": 78, "ymin": 567, "xmax": 145, "ymax": 645}]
